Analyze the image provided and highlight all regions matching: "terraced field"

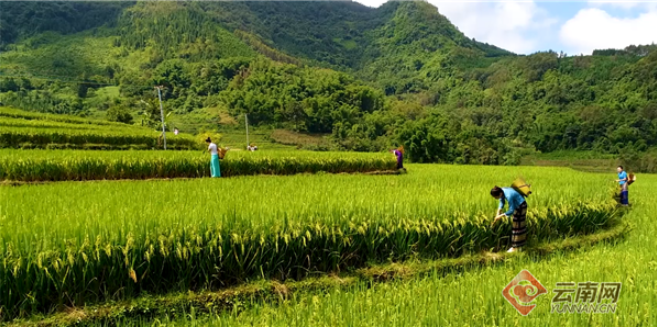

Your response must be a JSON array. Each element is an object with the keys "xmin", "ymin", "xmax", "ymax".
[
  {"xmin": 0, "ymin": 107, "xmax": 198, "ymax": 150},
  {"xmin": 0, "ymin": 108, "xmax": 640, "ymax": 326},
  {"xmin": 0, "ymin": 107, "xmax": 397, "ymax": 182}
]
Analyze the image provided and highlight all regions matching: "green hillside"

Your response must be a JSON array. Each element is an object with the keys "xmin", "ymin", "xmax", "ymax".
[{"xmin": 1, "ymin": 1, "xmax": 657, "ymax": 166}]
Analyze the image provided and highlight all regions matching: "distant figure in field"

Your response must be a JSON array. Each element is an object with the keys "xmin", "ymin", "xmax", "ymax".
[
  {"xmin": 491, "ymin": 186, "xmax": 528, "ymax": 253},
  {"xmin": 174, "ymin": 128, "xmax": 179, "ymax": 135},
  {"xmin": 247, "ymin": 144, "xmax": 258, "ymax": 152},
  {"xmin": 206, "ymin": 137, "xmax": 221, "ymax": 178},
  {"xmin": 616, "ymin": 166, "xmax": 630, "ymax": 206},
  {"xmin": 390, "ymin": 146, "xmax": 405, "ymax": 170}
]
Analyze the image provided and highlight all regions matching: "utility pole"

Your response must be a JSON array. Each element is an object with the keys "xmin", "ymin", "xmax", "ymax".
[
  {"xmin": 245, "ymin": 113, "xmax": 249, "ymax": 149},
  {"xmin": 155, "ymin": 86, "xmax": 166, "ymax": 150}
]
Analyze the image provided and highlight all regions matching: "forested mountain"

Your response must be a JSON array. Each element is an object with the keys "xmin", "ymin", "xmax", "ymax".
[{"xmin": 1, "ymin": 1, "xmax": 656, "ymax": 164}]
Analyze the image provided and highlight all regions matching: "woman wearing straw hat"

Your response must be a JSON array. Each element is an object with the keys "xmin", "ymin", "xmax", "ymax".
[{"xmin": 491, "ymin": 186, "xmax": 527, "ymax": 253}]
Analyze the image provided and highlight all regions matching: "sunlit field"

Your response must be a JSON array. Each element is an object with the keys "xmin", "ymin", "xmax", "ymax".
[
  {"xmin": 66, "ymin": 168, "xmax": 653, "ymax": 327},
  {"xmin": 0, "ymin": 164, "xmax": 624, "ymax": 323}
]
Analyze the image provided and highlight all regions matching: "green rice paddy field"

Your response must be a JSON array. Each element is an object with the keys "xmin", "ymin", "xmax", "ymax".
[
  {"xmin": 0, "ymin": 149, "xmax": 396, "ymax": 181},
  {"xmin": 1, "ymin": 162, "xmax": 644, "ymax": 326}
]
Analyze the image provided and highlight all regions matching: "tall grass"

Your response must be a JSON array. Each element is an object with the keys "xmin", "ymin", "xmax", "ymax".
[{"xmin": 0, "ymin": 165, "xmax": 619, "ymax": 318}]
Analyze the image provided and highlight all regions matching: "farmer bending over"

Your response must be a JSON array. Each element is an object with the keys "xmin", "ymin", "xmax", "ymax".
[{"xmin": 491, "ymin": 186, "xmax": 527, "ymax": 253}]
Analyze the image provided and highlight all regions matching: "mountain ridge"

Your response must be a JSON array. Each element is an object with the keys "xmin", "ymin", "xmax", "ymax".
[{"xmin": 1, "ymin": 1, "xmax": 656, "ymax": 165}]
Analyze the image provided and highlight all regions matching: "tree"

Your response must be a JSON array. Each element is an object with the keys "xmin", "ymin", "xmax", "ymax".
[
  {"xmin": 106, "ymin": 106, "xmax": 134, "ymax": 124},
  {"xmin": 77, "ymin": 83, "xmax": 90, "ymax": 98},
  {"xmin": 138, "ymin": 98, "xmax": 162, "ymax": 127},
  {"xmin": 0, "ymin": 78, "xmax": 19, "ymax": 92}
]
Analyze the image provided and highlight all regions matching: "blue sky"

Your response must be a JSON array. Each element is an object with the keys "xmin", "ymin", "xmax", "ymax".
[{"xmin": 353, "ymin": 1, "xmax": 657, "ymax": 55}]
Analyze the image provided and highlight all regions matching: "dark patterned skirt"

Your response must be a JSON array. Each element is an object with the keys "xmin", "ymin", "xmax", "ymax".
[
  {"xmin": 512, "ymin": 202, "xmax": 528, "ymax": 248},
  {"xmin": 620, "ymin": 190, "xmax": 629, "ymax": 205}
]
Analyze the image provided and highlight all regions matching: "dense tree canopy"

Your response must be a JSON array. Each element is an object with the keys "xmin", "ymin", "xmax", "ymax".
[{"xmin": 1, "ymin": 1, "xmax": 657, "ymax": 164}]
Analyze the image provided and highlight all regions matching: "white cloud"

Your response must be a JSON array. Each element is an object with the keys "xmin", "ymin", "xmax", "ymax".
[
  {"xmin": 587, "ymin": 0, "xmax": 657, "ymax": 10},
  {"xmin": 353, "ymin": 0, "xmax": 557, "ymax": 54},
  {"xmin": 559, "ymin": 7, "xmax": 657, "ymax": 55},
  {"xmin": 356, "ymin": 0, "xmax": 388, "ymax": 8},
  {"xmin": 434, "ymin": 1, "xmax": 556, "ymax": 54}
]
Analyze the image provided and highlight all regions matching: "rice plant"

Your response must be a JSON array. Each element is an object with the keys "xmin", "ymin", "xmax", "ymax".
[
  {"xmin": 0, "ymin": 164, "xmax": 620, "ymax": 319},
  {"xmin": 78, "ymin": 173, "xmax": 655, "ymax": 327},
  {"xmin": 0, "ymin": 149, "xmax": 396, "ymax": 181}
]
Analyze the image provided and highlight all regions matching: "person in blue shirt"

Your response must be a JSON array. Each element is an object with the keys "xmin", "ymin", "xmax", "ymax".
[
  {"xmin": 616, "ymin": 166, "xmax": 629, "ymax": 206},
  {"xmin": 491, "ymin": 186, "xmax": 528, "ymax": 253}
]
